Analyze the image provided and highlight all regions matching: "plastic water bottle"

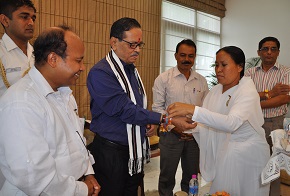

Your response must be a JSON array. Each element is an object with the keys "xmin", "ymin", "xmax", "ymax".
[{"xmin": 188, "ymin": 174, "xmax": 198, "ymax": 196}]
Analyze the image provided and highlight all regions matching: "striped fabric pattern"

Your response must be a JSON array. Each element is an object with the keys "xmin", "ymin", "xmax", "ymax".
[{"xmin": 245, "ymin": 62, "xmax": 290, "ymax": 118}]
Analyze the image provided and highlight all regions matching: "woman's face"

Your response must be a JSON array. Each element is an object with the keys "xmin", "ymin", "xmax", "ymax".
[{"xmin": 215, "ymin": 50, "xmax": 243, "ymax": 93}]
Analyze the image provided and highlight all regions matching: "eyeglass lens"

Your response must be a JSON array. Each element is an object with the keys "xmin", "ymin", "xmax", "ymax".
[
  {"xmin": 120, "ymin": 38, "xmax": 145, "ymax": 49},
  {"xmin": 130, "ymin": 42, "xmax": 145, "ymax": 49},
  {"xmin": 260, "ymin": 47, "xmax": 278, "ymax": 52}
]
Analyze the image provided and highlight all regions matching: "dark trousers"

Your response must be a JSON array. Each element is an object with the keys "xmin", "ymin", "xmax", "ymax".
[
  {"xmin": 91, "ymin": 134, "xmax": 143, "ymax": 196},
  {"xmin": 158, "ymin": 132, "xmax": 199, "ymax": 196},
  {"xmin": 263, "ymin": 115, "xmax": 285, "ymax": 196}
]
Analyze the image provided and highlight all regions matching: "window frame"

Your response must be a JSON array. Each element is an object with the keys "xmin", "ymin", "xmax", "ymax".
[{"xmin": 160, "ymin": 0, "xmax": 221, "ymax": 85}]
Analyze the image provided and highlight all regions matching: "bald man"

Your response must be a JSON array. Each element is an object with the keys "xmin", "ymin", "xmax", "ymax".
[{"xmin": 0, "ymin": 25, "xmax": 100, "ymax": 196}]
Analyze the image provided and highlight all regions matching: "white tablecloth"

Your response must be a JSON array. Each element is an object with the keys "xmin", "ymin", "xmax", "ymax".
[{"xmin": 261, "ymin": 129, "xmax": 290, "ymax": 185}]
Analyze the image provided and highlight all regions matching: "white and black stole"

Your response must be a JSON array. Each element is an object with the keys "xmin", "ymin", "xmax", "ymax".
[{"xmin": 106, "ymin": 49, "xmax": 150, "ymax": 176}]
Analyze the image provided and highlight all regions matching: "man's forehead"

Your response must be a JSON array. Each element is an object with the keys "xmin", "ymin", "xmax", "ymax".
[
  {"xmin": 178, "ymin": 46, "xmax": 196, "ymax": 53},
  {"xmin": 15, "ymin": 5, "xmax": 35, "ymax": 13},
  {"xmin": 262, "ymin": 41, "xmax": 277, "ymax": 46},
  {"xmin": 123, "ymin": 28, "xmax": 142, "ymax": 37}
]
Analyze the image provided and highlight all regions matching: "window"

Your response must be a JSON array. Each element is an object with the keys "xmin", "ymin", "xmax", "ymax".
[{"xmin": 160, "ymin": 0, "xmax": 221, "ymax": 84}]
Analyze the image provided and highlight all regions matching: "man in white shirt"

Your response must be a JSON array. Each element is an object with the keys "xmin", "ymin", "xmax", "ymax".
[
  {"xmin": 0, "ymin": 0, "xmax": 36, "ymax": 188},
  {"xmin": 0, "ymin": 0, "xmax": 36, "ymax": 96},
  {"xmin": 152, "ymin": 39, "xmax": 209, "ymax": 195},
  {"xmin": 0, "ymin": 25, "xmax": 101, "ymax": 196}
]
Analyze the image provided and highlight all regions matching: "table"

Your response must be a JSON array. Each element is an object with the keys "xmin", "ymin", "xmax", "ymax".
[{"xmin": 261, "ymin": 129, "xmax": 290, "ymax": 185}]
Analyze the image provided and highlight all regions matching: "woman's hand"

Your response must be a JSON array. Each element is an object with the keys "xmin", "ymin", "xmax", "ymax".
[
  {"xmin": 171, "ymin": 116, "xmax": 197, "ymax": 132},
  {"xmin": 167, "ymin": 102, "xmax": 195, "ymax": 118}
]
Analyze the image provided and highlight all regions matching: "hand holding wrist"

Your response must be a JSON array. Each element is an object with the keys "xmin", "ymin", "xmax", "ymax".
[
  {"xmin": 160, "ymin": 114, "xmax": 172, "ymax": 132},
  {"xmin": 264, "ymin": 89, "xmax": 271, "ymax": 100}
]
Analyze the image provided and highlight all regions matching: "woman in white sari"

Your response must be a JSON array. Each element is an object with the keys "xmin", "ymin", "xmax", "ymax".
[{"xmin": 168, "ymin": 46, "xmax": 270, "ymax": 196}]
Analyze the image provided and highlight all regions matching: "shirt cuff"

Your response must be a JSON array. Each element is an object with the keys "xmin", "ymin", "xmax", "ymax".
[
  {"xmin": 85, "ymin": 162, "xmax": 94, "ymax": 176},
  {"xmin": 192, "ymin": 106, "xmax": 200, "ymax": 121},
  {"xmin": 148, "ymin": 111, "xmax": 163, "ymax": 124},
  {"xmin": 75, "ymin": 181, "xmax": 88, "ymax": 196}
]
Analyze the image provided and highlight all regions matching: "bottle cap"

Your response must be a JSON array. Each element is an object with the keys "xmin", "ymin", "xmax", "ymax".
[{"xmin": 192, "ymin": 174, "xmax": 196, "ymax": 179}]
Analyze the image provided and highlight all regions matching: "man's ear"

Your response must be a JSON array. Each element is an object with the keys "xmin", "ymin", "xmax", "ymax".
[
  {"xmin": 0, "ymin": 14, "xmax": 9, "ymax": 28},
  {"xmin": 47, "ymin": 52, "xmax": 58, "ymax": 68},
  {"xmin": 110, "ymin": 37, "xmax": 118, "ymax": 50},
  {"xmin": 174, "ymin": 53, "xmax": 177, "ymax": 60},
  {"xmin": 257, "ymin": 50, "xmax": 261, "ymax": 57},
  {"xmin": 238, "ymin": 65, "xmax": 243, "ymax": 73}
]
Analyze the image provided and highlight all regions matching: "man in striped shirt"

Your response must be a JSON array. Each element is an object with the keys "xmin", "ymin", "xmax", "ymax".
[{"xmin": 245, "ymin": 36, "xmax": 290, "ymax": 196}]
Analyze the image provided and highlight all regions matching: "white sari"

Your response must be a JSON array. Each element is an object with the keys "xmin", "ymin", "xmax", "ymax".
[{"xmin": 192, "ymin": 77, "xmax": 270, "ymax": 196}]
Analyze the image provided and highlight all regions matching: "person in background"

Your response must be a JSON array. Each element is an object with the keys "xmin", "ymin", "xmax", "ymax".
[
  {"xmin": 245, "ymin": 37, "xmax": 290, "ymax": 196},
  {"xmin": 152, "ymin": 39, "xmax": 208, "ymax": 196},
  {"xmin": 87, "ymin": 17, "xmax": 163, "ymax": 196},
  {"xmin": 0, "ymin": 0, "xmax": 36, "ymax": 96},
  {"xmin": 0, "ymin": 25, "xmax": 100, "ymax": 196},
  {"xmin": 167, "ymin": 46, "xmax": 270, "ymax": 196},
  {"xmin": 0, "ymin": 0, "xmax": 36, "ymax": 188}
]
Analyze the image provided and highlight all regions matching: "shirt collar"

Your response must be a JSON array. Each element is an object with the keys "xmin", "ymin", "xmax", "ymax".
[
  {"xmin": 120, "ymin": 59, "xmax": 135, "ymax": 71},
  {"xmin": 2, "ymin": 33, "xmax": 34, "ymax": 59},
  {"xmin": 56, "ymin": 87, "xmax": 73, "ymax": 98},
  {"xmin": 273, "ymin": 62, "xmax": 281, "ymax": 69},
  {"xmin": 172, "ymin": 66, "xmax": 198, "ymax": 80},
  {"xmin": 256, "ymin": 61, "xmax": 279, "ymax": 71},
  {"xmin": 28, "ymin": 66, "xmax": 72, "ymax": 98},
  {"xmin": 2, "ymin": 33, "xmax": 18, "ymax": 52}
]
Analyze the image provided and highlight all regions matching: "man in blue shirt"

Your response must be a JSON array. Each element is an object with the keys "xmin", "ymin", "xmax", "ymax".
[{"xmin": 87, "ymin": 17, "xmax": 162, "ymax": 196}]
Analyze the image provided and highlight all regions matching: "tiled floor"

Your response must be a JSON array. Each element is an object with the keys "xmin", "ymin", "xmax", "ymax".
[
  {"xmin": 144, "ymin": 155, "xmax": 290, "ymax": 196},
  {"xmin": 144, "ymin": 156, "xmax": 210, "ymax": 195}
]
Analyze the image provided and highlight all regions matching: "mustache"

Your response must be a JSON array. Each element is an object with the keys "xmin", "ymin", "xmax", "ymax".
[
  {"xmin": 181, "ymin": 61, "xmax": 191, "ymax": 64},
  {"xmin": 131, "ymin": 52, "xmax": 139, "ymax": 56}
]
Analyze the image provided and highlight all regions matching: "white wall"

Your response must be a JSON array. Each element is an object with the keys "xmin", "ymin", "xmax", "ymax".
[{"xmin": 222, "ymin": 0, "xmax": 290, "ymax": 66}]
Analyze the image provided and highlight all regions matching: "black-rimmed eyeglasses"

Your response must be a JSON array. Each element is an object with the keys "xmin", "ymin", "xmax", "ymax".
[{"xmin": 118, "ymin": 38, "xmax": 145, "ymax": 49}]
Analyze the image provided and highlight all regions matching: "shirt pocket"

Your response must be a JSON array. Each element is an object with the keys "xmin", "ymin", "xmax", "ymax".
[{"xmin": 189, "ymin": 90, "xmax": 206, "ymax": 106}]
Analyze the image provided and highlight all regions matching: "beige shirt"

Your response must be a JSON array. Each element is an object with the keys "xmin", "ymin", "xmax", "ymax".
[{"xmin": 152, "ymin": 66, "xmax": 209, "ymax": 114}]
